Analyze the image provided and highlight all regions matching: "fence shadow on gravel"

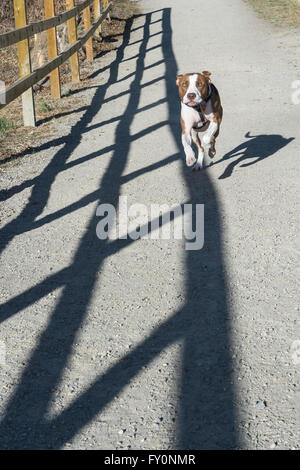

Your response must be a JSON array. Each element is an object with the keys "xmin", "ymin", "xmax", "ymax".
[{"xmin": 0, "ymin": 9, "xmax": 238, "ymax": 449}]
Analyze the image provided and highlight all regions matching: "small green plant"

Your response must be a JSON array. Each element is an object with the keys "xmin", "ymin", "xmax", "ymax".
[
  {"xmin": 0, "ymin": 117, "xmax": 14, "ymax": 136},
  {"xmin": 39, "ymin": 100, "xmax": 52, "ymax": 113}
]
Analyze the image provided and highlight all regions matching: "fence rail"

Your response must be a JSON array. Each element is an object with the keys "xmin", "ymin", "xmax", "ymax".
[
  {"xmin": 0, "ymin": 0, "xmax": 93, "ymax": 49},
  {"xmin": 0, "ymin": 0, "xmax": 111, "ymax": 126}
]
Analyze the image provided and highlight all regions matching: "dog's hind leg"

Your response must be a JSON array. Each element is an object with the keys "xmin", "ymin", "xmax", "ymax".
[
  {"xmin": 209, "ymin": 108, "xmax": 223, "ymax": 159},
  {"xmin": 209, "ymin": 131, "xmax": 218, "ymax": 159}
]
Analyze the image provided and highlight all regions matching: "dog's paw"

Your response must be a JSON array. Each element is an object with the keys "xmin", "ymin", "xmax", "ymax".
[
  {"xmin": 208, "ymin": 148, "xmax": 216, "ymax": 159},
  {"xmin": 186, "ymin": 154, "xmax": 196, "ymax": 167}
]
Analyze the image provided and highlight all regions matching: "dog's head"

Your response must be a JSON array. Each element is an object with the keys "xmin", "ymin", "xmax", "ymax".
[{"xmin": 176, "ymin": 72, "xmax": 211, "ymax": 107}]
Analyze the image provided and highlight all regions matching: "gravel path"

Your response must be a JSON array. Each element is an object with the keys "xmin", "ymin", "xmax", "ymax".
[{"xmin": 0, "ymin": 0, "xmax": 299, "ymax": 450}]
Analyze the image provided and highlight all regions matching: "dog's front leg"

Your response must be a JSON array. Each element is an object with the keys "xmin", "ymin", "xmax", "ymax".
[
  {"xmin": 202, "ymin": 120, "xmax": 218, "ymax": 153},
  {"xmin": 191, "ymin": 128, "xmax": 204, "ymax": 170},
  {"xmin": 182, "ymin": 129, "xmax": 196, "ymax": 167}
]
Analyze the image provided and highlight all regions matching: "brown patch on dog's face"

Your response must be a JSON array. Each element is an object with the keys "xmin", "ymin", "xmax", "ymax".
[
  {"xmin": 176, "ymin": 74, "xmax": 190, "ymax": 101},
  {"xmin": 176, "ymin": 72, "xmax": 212, "ymax": 105},
  {"xmin": 195, "ymin": 72, "xmax": 211, "ymax": 101}
]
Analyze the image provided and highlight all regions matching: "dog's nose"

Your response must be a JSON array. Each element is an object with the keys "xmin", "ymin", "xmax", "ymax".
[{"xmin": 187, "ymin": 93, "xmax": 196, "ymax": 100}]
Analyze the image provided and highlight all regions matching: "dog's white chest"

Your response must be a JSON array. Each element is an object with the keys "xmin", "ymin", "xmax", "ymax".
[{"xmin": 181, "ymin": 103, "xmax": 214, "ymax": 131}]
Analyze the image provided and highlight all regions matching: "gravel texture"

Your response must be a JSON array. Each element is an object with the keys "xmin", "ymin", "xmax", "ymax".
[{"xmin": 0, "ymin": 0, "xmax": 299, "ymax": 450}]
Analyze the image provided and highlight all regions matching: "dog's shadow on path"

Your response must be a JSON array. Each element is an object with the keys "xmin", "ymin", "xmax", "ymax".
[{"xmin": 214, "ymin": 132, "xmax": 294, "ymax": 179}]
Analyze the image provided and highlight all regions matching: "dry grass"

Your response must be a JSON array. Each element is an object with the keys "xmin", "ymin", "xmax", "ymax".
[
  {"xmin": 111, "ymin": 0, "xmax": 140, "ymax": 19},
  {"xmin": 0, "ymin": 0, "xmax": 68, "ymax": 29},
  {"xmin": 246, "ymin": 0, "xmax": 300, "ymax": 28},
  {"xmin": 0, "ymin": 0, "xmax": 141, "ymax": 164},
  {"xmin": 0, "ymin": 77, "xmax": 94, "ymax": 165}
]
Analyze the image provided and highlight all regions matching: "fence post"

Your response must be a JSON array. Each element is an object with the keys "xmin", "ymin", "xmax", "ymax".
[
  {"xmin": 13, "ymin": 0, "xmax": 36, "ymax": 127},
  {"xmin": 103, "ymin": 0, "xmax": 111, "ymax": 23},
  {"xmin": 44, "ymin": 0, "xmax": 61, "ymax": 98},
  {"xmin": 66, "ymin": 0, "xmax": 80, "ymax": 82},
  {"xmin": 94, "ymin": 0, "xmax": 101, "ymax": 37},
  {"xmin": 83, "ymin": 5, "xmax": 93, "ymax": 62}
]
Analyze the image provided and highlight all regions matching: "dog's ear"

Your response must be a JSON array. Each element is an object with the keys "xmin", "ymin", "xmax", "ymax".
[
  {"xmin": 202, "ymin": 71, "xmax": 211, "ymax": 82},
  {"xmin": 176, "ymin": 74, "xmax": 183, "ymax": 86}
]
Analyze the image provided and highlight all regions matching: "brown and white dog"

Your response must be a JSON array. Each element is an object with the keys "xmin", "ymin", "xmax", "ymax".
[{"xmin": 176, "ymin": 72, "xmax": 223, "ymax": 170}]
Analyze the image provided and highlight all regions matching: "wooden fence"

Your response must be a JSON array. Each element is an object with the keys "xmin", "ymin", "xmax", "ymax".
[{"xmin": 0, "ymin": 0, "xmax": 111, "ymax": 126}]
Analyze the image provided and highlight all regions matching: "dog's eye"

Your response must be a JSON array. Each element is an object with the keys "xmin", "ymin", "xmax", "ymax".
[{"xmin": 182, "ymin": 81, "xmax": 188, "ymax": 87}]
